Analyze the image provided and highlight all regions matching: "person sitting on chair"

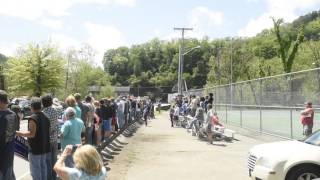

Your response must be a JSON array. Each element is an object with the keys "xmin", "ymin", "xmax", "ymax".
[{"xmin": 212, "ymin": 112, "xmax": 223, "ymax": 127}]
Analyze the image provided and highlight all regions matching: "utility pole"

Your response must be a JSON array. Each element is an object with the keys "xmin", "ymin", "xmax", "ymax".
[
  {"xmin": 65, "ymin": 53, "xmax": 71, "ymax": 96},
  {"xmin": 174, "ymin": 27, "xmax": 193, "ymax": 95},
  {"xmin": 230, "ymin": 38, "xmax": 234, "ymax": 106},
  {"xmin": 217, "ymin": 45, "xmax": 221, "ymax": 85}
]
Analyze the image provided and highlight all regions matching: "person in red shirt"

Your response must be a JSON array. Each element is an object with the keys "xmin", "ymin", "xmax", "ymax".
[
  {"xmin": 300, "ymin": 101, "xmax": 314, "ymax": 137},
  {"xmin": 211, "ymin": 112, "xmax": 223, "ymax": 127}
]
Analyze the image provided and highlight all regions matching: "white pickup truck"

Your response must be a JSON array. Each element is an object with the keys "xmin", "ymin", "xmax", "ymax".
[{"xmin": 248, "ymin": 130, "xmax": 320, "ymax": 180}]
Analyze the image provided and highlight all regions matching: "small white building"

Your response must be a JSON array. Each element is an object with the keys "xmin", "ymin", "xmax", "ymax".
[{"xmin": 114, "ymin": 86, "xmax": 130, "ymax": 96}]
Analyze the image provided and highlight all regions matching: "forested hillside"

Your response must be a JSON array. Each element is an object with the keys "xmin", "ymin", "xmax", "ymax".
[
  {"xmin": 0, "ymin": 53, "xmax": 7, "ymax": 64},
  {"xmin": 103, "ymin": 10, "xmax": 320, "ymax": 89}
]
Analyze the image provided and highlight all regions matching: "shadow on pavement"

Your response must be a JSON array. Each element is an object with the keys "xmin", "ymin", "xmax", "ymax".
[{"xmin": 99, "ymin": 119, "xmax": 145, "ymax": 171}]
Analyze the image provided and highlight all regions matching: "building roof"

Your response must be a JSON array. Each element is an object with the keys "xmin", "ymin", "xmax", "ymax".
[{"xmin": 115, "ymin": 86, "xmax": 130, "ymax": 92}]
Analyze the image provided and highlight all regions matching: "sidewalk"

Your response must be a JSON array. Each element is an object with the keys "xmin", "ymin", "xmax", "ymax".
[{"xmin": 107, "ymin": 112, "xmax": 276, "ymax": 180}]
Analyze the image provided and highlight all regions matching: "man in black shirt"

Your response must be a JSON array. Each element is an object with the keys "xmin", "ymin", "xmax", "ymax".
[
  {"xmin": 16, "ymin": 97, "xmax": 50, "ymax": 180},
  {"xmin": 99, "ymin": 99, "xmax": 113, "ymax": 141},
  {"xmin": 0, "ymin": 90, "xmax": 19, "ymax": 180},
  {"xmin": 110, "ymin": 98, "xmax": 118, "ymax": 132},
  {"xmin": 208, "ymin": 93, "xmax": 214, "ymax": 105}
]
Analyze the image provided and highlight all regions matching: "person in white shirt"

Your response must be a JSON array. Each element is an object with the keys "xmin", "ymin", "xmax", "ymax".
[{"xmin": 172, "ymin": 105, "xmax": 180, "ymax": 127}]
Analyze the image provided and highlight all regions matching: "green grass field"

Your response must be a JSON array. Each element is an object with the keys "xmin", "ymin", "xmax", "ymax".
[{"xmin": 215, "ymin": 107, "xmax": 320, "ymax": 139}]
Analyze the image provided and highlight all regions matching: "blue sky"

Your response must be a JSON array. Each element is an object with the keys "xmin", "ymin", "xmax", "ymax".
[{"xmin": 0, "ymin": 0, "xmax": 319, "ymax": 65}]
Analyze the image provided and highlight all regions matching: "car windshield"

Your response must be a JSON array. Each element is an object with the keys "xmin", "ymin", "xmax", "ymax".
[
  {"xmin": 19, "ymin": 100, "xmax": 30, "ymax": 107},
  {"xmin": 304, "ymin": 130, "xmax": 320, "ymax": 146}
]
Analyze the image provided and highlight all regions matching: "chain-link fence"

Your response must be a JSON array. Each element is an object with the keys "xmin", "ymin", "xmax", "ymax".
[
  {"xmin": 130, "ymin": 86, "xmax": 173, "ymax": 102},
  {"xmin": 173, "ymin": 68, "xmax": 320, "ymax": 139}
]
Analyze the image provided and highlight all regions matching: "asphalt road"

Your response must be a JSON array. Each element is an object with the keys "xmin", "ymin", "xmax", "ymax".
[
  {"xmin": 14, "ymin": 112, "xmax": 280, "ymax": 180},
  {"xmin": 14, "ymin": 120, "xmax": 31, "ymax": 180},
  {"xmin": 107, "ymin": 112, "xmax": 279, "ymax": 180}
]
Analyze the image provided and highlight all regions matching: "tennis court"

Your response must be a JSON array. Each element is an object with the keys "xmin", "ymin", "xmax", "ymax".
[{"xmin": 215, "ymin": 106, "xmax": 320, "ymax": 139}]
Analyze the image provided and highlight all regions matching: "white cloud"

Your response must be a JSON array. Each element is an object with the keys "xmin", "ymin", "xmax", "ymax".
[
  {"xmin": 0, "ymin": 0, "xmax": 136, "ymax": 27},
  {"xmin": 162, "ymin": 6, "xmax": 224, "ymax": 40},
  {"xmin": 40, "ymin": 18, "xmax": 63, "ymax": 30},
  {"xmin": 114, "ymin": 0, "xmax": 136, "ymax": 7},
  {"xmin": 0, "ymin": 0, "xmax": 72, "ymax": 20},
  {"xmin": 0, "ymin": 42, "xmax": 20, "ymax": 56},
  {"xmin": 49, "ymin": 34, "xmax": 81, "ymax": 50},
  {"xmin": 238, "ymin": 0, "xmax": 320, "ymax": 37},
  {"xmin": 0, "ymin": 19, "xmax": 127, "ymax": 66},
  {"xmin": 85, "ymin": 22, "xmax": 126, "ymax": 66},
  {"xmin": 246, "ymin": 0, "xmax": 261, "ymax": 3},
  {"xmin": 189, "ymin": 6, "xmax": 224, "ymax": 38},
  {"xmin": 191, "ymin": 6, "xmax": 223, "ymax": 26},
  {"xmin": 78, "ymin": 0, "xmax": 136, "ymax": 7},
  {"xmin": 154, "ymin": 29, "xmax": 161, "ymax": 37}
]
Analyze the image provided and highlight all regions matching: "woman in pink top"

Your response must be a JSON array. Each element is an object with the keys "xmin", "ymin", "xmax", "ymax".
[
  {"xmin": 211, "ymin": 112, "xmax": 223, "ymax": 127},
  {"xmin": 300, "ymin": 102, "xmax": 314, "ymax": 137}
]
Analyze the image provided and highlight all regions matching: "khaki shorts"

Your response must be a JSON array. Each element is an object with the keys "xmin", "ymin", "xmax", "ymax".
[{"xmin": 303, "ymin": 124, "xmax": 313, "ymax": 136}]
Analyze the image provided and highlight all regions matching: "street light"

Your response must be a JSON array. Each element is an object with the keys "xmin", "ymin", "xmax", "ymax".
[
  {"xmin": 178, "ymin": 45, "xmax": 201, "ymax": 95},
  {"xmin": 183, "ymin": 45, "xmax": 201, "ymax": 56}
]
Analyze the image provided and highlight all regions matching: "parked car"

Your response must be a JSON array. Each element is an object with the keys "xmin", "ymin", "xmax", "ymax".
[
  {"xmin": 248, "ymin": 130, "xmax": 320, "ymax": 180},
  {"xmin": 10, "ymin": 98, "xmax": 31, "ymax": 119},
  {"xmin": 18, "ymin": 99, "xmax": 31, "ymax": 119}
]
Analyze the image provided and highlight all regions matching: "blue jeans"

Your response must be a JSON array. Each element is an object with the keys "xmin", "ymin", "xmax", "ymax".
[
  {"xmin": 86, "ymin": 126, "xmax": 94, "ymax": 145},
  {"xmin": 189, "ymin": 119, "xmax": 200, "ymax": 131},
  {"xmin": 0, "ymin": 142, "xmax": 15, "ymax": 180},
  {"xmin": 117, "ymin": 113, "xmax": 125, "ymax": 129},
  {"xmin": 29, "ymin": 152, "xmax": 48, "ymax": 180},
  {"xmin": 0, "ymin": 166, "xmax": 15, "ymax": 180},
  {"xmin": 46, "ymin": 142, "xmax": 58, "ymax": 180}
]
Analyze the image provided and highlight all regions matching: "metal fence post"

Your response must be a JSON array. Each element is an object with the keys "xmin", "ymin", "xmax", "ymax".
[
  {"xmin": 289, "ymin": 74, "xmax": 293, "ymax": 139},
  {"xmin": 214, "ymin": 88, "xmax": 217, "ymax": 112},
  {"xmin": 240, "ymin": 84, "xmax": 243, "ymax": 127},
  {"xmin": 259, "ymin": 79, "xmax": 262, "ymax": 133},
  {"xmin": 290, "ymin": 109, "xmax": 293, "ymax": 139},
  {"xmin": 226, "ymin": 103, "xmax": 228, "ymax": 124}
]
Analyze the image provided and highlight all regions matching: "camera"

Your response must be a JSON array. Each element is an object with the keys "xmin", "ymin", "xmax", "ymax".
[{"xmin": 72, "ymin": 145, "xmax": 78, "ymax": 152}]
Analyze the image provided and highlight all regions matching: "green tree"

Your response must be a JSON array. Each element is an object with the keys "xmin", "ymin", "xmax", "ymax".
[
  {"xmin": 273, "ymin": 18, "xmax": 304, "ymax": 73},
  {"xmin": 0, "ymin": 53, "xmax": 7, "ymax": 64},
  {"xmin": 304, "ymin": 17, "xmax": 320, "ymax": 40},
  {"xmin": 97, "ymin": 85, "xmax": 115, "ymax": 99},
  {"xmin": 0, "ymin": 53, "xmax": 7, "ymax": 90},
  {"xmin": 5, "ymin": 43, "xmax": 65, "ymax": 97},
  {"xmin": 65, "ymin": 47, "xmax": 114, "ymax": 98}
]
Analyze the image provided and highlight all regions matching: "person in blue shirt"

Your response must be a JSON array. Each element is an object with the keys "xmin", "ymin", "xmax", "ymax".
[{"xmin": 60, "ymin": 107, "xmax": 84, "ymax": 167}]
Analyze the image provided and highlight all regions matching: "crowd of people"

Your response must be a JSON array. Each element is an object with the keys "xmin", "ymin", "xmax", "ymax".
[
  {"xmin": 0, "ymin": 89, "xmax": 157, "ymax": 180},
  {"xmin": 2, "ymin": 88, "xmax": 316, "ymax": 180},
  {"xmin": 169, "ymin": 93, "xmax": 225, "ymax": 144}
]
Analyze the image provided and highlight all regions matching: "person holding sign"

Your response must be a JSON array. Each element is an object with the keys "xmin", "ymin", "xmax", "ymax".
[{"xmin": 16, "ymin": 97, "xmax": 51, "ymax": 180}]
